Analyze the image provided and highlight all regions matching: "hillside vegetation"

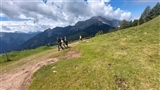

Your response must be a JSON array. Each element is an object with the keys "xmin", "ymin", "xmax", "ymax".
[
  {"xmin": 28, "ymin": 16, "xmax": 160, "ymax": 90},
  {"xmin": 0, "ymin": 46, "xmax": 52, "ymax": 65}
]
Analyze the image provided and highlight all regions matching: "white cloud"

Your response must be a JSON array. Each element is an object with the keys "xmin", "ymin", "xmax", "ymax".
[
  {"xmin": 1, "ymin": 0, "xmax": 133, "ymax": 33},
  {"xmin": 120, "ymin": 12, "xmax": 131, "ymax": 20},
  {"xmin": 1, "ymin": 21, "xmax": 36, "ymax": 32},
  {"xmin": 0, "ymin": 13, "xmax": 6, "ymax": 17},
  {"xmin": 87, "ymin": 0, "xmax": 110, "ymax": 2}
]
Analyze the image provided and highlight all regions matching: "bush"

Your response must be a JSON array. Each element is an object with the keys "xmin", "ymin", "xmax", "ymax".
[{"xmin": 95, "ymin": 30, "xmax": 103, "ymax": 36}]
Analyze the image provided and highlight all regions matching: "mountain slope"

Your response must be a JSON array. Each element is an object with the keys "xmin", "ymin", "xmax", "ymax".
[
  {"xmin": 20, "ymin": 16, "xmax": 118, "ymax": 49},
  {"xmin": 0, "ymin": 16, "xmax": 159, "ymax": 90},
  {"xmin": 28, "ymin": 16, "xmax": 160, "ymax": 90},
  {"xmin": 0, "ymin": 32, "xmax": 39, "ymax": 53},
  {"xmin": 74, "ymin": 16, "xmax": 120, "ymax": 29}
]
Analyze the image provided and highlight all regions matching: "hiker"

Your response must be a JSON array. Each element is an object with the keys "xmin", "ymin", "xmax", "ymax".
[
  {"xmin": 64, "ymin": 36, "xmax": 68, "ymax": 47},
  {"xmin": 57, "ymin": 37, "xmax": 63, "ymax": 51},
  {"xmin": 79, "ymin": 35, "xmax": 82, "ymax": 42},
  {"xmin": 61, "ymin": 37, "xmax": 66, "ymax": 48}
]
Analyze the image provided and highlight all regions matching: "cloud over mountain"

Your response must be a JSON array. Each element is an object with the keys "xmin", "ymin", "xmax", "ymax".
[{"xmin": 1, "ymin": 0, "xmax": 132, "ymax": 32}]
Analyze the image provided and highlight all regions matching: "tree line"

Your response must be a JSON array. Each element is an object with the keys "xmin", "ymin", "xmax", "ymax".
[{"xmin": 120, "ymin": 2, "xmax": 160, "ymax": 29}]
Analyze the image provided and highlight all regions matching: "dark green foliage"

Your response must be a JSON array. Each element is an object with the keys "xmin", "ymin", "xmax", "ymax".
[
  {"xmin": 153, "ymin": 2, "xmax": 160, "ymax": 16},
  {"xmin": 152, "ymin": 2, "xmax": 160, "ymax": 18},
  {"xmin": 129, "ymin": 20, "xmax": 133, "ymax": 27},
  {"xmin": 120, "ymin": 19, "xmax": 130, "ymax": 29},
  {"xmin": 139, "ymin": 3, "xmax": 160, "ymax": 24},
  {"xmin": 116, "ymin": 2, "xmax": 159, "ymax": 31},
  {"xmin": 146, "ymin": 2, "xmax": 160, "ymax": 21},
  {"xmin": 138, "ymin": 17, "xmax": 144, "ymax": 25},
  {"xmin": 143, "ymin": 6, "xmax": 151, "ymax": 22},
  {"xmin": 139, "ymin": 6, "xmax": 151, "ymax": 25},
  {"xmin": 132, "ymin": 19, "xmax": 139, "ymax": 26},
  {"xmin": 126, "ymin": 19, "xmax": 138, "ymax": 28},
  {"xmin": 95, "ymin": 30, "xmax": 104, "ymax": 36}
]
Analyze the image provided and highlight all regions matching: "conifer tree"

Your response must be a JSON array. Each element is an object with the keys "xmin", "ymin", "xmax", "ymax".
[
  {"xmin": 120, "ymin": 19, "xmax": 130, "ymax": 29},
  {"xmin": 132, "ymin": 19, "xmax": 138, "ymax": 26},
  {"xmin": 147, "ymin": 2, "xmax": 160, "ymax": 21},
  {"xmin": 139, "ymin": 6, "xmax": 151, "ymax": 24}
]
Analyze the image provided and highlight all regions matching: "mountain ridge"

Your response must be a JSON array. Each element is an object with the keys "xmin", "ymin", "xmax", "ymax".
[
  {"xmin": 0, "ymin": 32, "xmax": 40, "ymax": 53},
  {"xmin": 19, "ymin": 16, "xmax": 119, "ymax": 50}
]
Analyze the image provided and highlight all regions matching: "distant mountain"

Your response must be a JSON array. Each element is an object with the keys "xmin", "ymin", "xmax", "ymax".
[
  {"xmin": 74, "ymin": 16, "xmax": 120, "ymax": 29},
  {"xmin": 0, "ymin": 32, "xmax": 40, "ymax": 53},
  {"xmin": 20, "ymin": 16, "xmax": 120, "ymax": 50}
]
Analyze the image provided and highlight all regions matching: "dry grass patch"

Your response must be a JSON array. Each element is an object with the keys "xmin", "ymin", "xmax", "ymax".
[
  {"xmin": 116, "ymin": 51, "xmax": 127, "ymax": 56},
  {"xmin": 58, "ymin": 50, "xmax": 81, "ymax": 60}
]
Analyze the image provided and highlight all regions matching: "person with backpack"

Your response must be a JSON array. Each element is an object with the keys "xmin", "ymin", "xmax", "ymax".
[
  {"xmin": 64, "ymin": 36, "xmax": 68, "ymax": 47},
  {"xmin": 57, "ymin": 37, "xmax": 63, "ymax": 51},
  {"xmin": 61, "ymin": 37, "xmax": 66, "ymax": 48}
]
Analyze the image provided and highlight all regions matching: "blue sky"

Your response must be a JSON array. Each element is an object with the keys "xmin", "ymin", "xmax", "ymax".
[
  {"xmin": 0, "ymin": 0, "xmax": 159, "ymax": 32},
  {"xmin": 109, "ymin": 0, "xmax": 158, "ymax": 18}
]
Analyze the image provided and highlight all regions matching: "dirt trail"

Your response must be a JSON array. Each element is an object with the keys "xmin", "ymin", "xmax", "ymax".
[{"xmin": 0, "ymin": 41, "xmax": 80, "ymax": 90}]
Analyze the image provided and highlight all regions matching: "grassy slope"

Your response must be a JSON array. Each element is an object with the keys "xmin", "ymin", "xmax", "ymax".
[
  {"xmin": 0, "ymin": 46, "xmax": 57, "ymax": 74},
  {"xmin": 0, "ymin": 46, "xmax": 54, "ymax": 65},
  {"xmin": 29, "ymin": 16, "xmax": 160, "ymax": 90}
]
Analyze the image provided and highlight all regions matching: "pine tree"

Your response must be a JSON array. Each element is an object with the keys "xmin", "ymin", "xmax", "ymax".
[
  {"xmin": 139, "ymin": 6, "xmax": 151, "ymax": 24},
  {"xmin": 132, "ymin": 19, "xmax": 138, "ymax": 26},
  {"xmin": 129, "ymin": 20, "xmax": 133, "ymax": 27},
  {"xmin": 147, "ymin": 2, "xmax": 160, "ymax": 20},
  {"xmin": 144, "ymin": 6, "xmax": 151, "ymax": 22},
  {"xmin": 95, "ymin": 30, "xmax": 103, "ymax": 36},
  {"xmin": 152, "ymin": 2, "xmax": 160, "ymax": 18},
  {"xmin": 142, "ymin": 3, "xmax": 160, "ymax": 22},
  {"xmin": 138, "ymin": 17, "xmax": 144, "ymax": 25},
  {"xmin": 120, "ymin": 19, "xmax": 130, "ymax": 29}
]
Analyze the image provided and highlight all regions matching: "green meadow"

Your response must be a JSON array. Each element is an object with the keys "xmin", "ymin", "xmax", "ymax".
[
  {"xmin": 0, "ymin": 46, "xmax": 53, "ymax": 65},
  {"xmin": 28, "ymin": 16, "xmax": 160, "ymax": 90}
]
